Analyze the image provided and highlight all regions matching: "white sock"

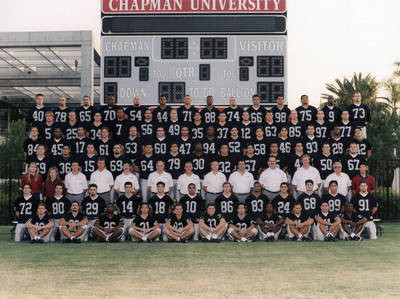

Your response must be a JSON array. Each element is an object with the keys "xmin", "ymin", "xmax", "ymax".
[
  {"xmin": 35, "ymin": 236, "xmax": 39, "ymax": 240},
  {"xmin": 71, "ymin": 236, "xmax": 75, "ymax": 240},
  {"xmin": 142, "ymin": 236, "xmax": 147, "ymax": 241},
  {"xmin": 350, "ymin": 233, "xmax": 355, "ymax": 238},
  {"xmin": 241, "ymin": 237, "xmax": 247, "ymax": 242},
  {"xmin": 298, "ymin": 234, "xmax": 303, "ymax": 239},
  {"xmin": 206, "ymin": 234, "xmax": 211, "ymax": 240}
]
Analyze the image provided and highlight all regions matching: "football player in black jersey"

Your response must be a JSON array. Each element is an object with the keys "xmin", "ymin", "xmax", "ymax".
[
  {"xmin": 76, "ymin": 95, "xmax": 95, "ymax": 125},
  {"xmin": 199, "ymin": 203, "xmax": 227, "ymax": 242},
  {"xmin": 227, "ymin": 203, "xmax": 257, "ymax": 242},
  {"xmin": 25, "ymin": 203, "xmax": 54, "ymax": 243},
  {"xmin": 339, "ymin": 202, "xmax": 367, "ymax": 241},
  {"xmin": 81, "ymin": 184, "xmax": 107, "ymax": 236},
  {"xmin": 322, "ymin": 95, "xmax": 342, "ymax": 124},
  {"xmin": 322, "ymin": 180, "xmax": 347, "ymax": 215},
  {"xmin": 295, "ymin": 94, "xmax": 317, "ymax": 124},
  {"xmin": 285, "ymin": 202, "xmax": 314, "ymax": 241},
  {"xmin": 297, "ymin": 180, "xmax": 321, "ymax": 220},
  {"xmin": 115, "ymin": 182, "xmax": 141, "ymax": 241},
  {"xmin": 346, "ymin": 92, "xmax": 371, "ymax": 128},
  {"xmin": 247, "ymin": 94, "xmax": 267, "ymax": 124},
  {"xmin": 59, "ymin": 201, "xmax": 88, "ymax": 243},
  {"xmin": 257, "ymin": 202, "xmax": 284, "ymax": 242},
  {"xmin": 214, "ymin": 182, "xmax": 239, "ymax": 222},
  {"xmin": 180, "ymin": 183, "xmax": 205, "ymax": 241},
  {"xmin": 153, "ymin": 96, "xmax": 171, "ymax": 123},
  {"xmin": 129, "ymin": 203, "xmax": 161, "ymax": 242},
  {"xmin": 14, "ymin": 184, "xmax": 39, "ymax": 242},
  {"xmin": 28, "ymin": 93, "xmax": 47, "ymax": 127},
  {"xmin": 273, "ymin": 182, "xmax": 295, "ymax": 219},
  {"xmin": 164, "ymin": 203, "xmax": 195, "ymax": 242},
  {"xmin": 93, "ymin": 203, "xmax": 123, "ymax": 242},
  {"xmin": 100, "ymin": 95, "xmax": 118, "ymax": 126},
  {"xmin": 201, "ymin": 96, "xmax": 220, "ymax": 125},
  {"xmin": 125, "ymin": 96, "xmax": 147, "ymax": 123},
  {"xmin": 223, "ymin": 97, "xmax": 243, "ymax": 123},
  {"xmin": 178, "ymin": 95, "xmax": 198, "ymax": 122},
  {"xmin": 315, "ymin": 201, "xmax": 341, "ymax": 241},
  {"xmin": 245, "ymin": 182, "xmax": 269, "ymax": 219},
  {"xmin": 215, "ymin": 112, "xmax": 231, "ymax": 139},
  {"xmin": 149, "ymin": 182, "xmax": 174, "ymax": 240},
  {"xmin": 54, "ymin": 96, "xmax": 69, "ymax": 123},
  {"xmin": 272, "ymin": 95, "xmax": 291, "ymax": 124},
  {"xmin": 190, "ymin": 111, "xmax": 205, "ymax": 141},
  {"xmin": 24, "ymin": 126, "xmax": 46, "ymax": 161}
]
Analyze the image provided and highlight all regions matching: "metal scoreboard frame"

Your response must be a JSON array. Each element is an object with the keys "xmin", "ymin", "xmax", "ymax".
[{"xmin": 101, "ymin": 0, "xmax": 287, "ymax": 106}]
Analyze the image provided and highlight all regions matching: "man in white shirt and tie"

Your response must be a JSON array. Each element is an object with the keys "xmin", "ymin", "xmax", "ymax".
[
  {"xmin": 65, "ymin": 160, "xmax": 88, "ymax": 205},
  {"xmin": 292, "ymin": 154, "xmax": 322, "ymax": 199},
  {"xmin": 177, "ymin": 161, "xmax": 201, "ymax": 198},
  {"xmin": 114, "ymin": 161, "xmax": 140, "ymax": 197},
  {"xmin": 259, "ymin": 156, "xmax": 288, "ymax": 200},
  {"xmin": 203, "ymin": 160, "xmax": 226, "ymax": 206},
  {"xmin": 148, "ymin": 160, "xmax": 174, "ymax": 197},
  {"xmin": 228, "ymin": 160, "xmax": 254, "ymax": 203},
  {"xmin": 324, "ymin": 161, "xmax": 352, "ymax": 200},
  {"xmin": 89, "ymin": 157, "xmax": 114, "ymax": 205}
]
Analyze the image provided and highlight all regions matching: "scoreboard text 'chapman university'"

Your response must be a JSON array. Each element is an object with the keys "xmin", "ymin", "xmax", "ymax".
[{"xmin": 101, "ymin": 0, "xmax": 287, "ymax": 105}]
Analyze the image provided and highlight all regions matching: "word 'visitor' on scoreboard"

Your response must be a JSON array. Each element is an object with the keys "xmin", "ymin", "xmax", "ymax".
[{"xmin": 101, "ymin": 0, "xmax": 287, "ymax": 105}]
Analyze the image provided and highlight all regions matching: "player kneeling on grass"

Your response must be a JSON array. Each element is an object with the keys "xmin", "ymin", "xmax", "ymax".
[
  {"xmin": 164, "ymin": 203, "xmax": 194, "ymax": 242},
  {"xmin": 315, "ymin": 201, "xmax": 341, "ymax": 242},
  {"xmin": 129, "ymin": 203, "xmax": 161, "ymax": 242},
  {"xmin": 25, "ymin": 203, "xmax": 54, "ymax": 243},
  {"xmin": 257, "ymin": 202, "xmax": 284, "ymax": 242},
  {"xmin": 199, "ymin": 203, "xmax": 227, "ymax": 242},
  {"xmin": 227, "ymin": 203, "xmax": 257, "ymax": 242},
  {"xmin": 285, "ymin": 202, "xmax": 314, "ymax": 241},
  {"xmin": 59, "ymin": 201, "xmax": 88, "ymax": 243},
  {"xmin": 340, "ymin": 202, "xmax": 367, "ymax": 241},
  {"xmin": 93, "ymin": 203, "xmax": 124, "ymax": 242}
]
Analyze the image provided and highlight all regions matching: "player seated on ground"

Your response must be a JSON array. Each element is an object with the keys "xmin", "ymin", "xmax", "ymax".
[
  {"xmin": 129, "ymin": 203, "xmax": 161, "ymax": 242},
  {"xmin": 164, "ymin": 203, "xmax": 194, "ymax": 242},
  {"xmin": 314, "ymin": 201, "xmax": 341, "ymax": 242},
  {"xmin": 350, "ymin": 180, "xmax": 378, "ymax": 239},
  {"xmin": 227, "ymin": 203, "xmax": 257, "ymax": 242},
  {"xmin": 59, "ymin": 201, "xmax": 89, "ymax": 243},
  {"xmin": 25, "ymin": 203, "xmax": 54, "ymax": 243},
  {"xmin": 93, "ymin": 203, "xmax": 124, "ymax": 242},
  {"xmin": 199, "ymin": 203, "xmax": 227, "ymax": 242},
  {"xmin": 81, "ymin": 184, "xmax": 107, "ymax": 238},
  {"xmin": 257, "ymin": 202, "xmax": 284, "ymax": 242},
  {"xmin": 115, "ymin": 182, "xmax": 141, "ymax": 241},
  {"xmin": 14, "ymin": 183, "xmax": 39, "ymax": 242},
  {"xmin": 340, "ymin": 202, "xmax": 367, "ymax": 241},
  {"xmin": 285, "ymin": 202, "xmax": 314, "ymax": 242}
]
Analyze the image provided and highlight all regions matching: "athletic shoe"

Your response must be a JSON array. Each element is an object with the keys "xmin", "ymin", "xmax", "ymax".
[
  {"xmin": 109, "ymin": 238, "xmax": 119, "ymax": 243},
  {"xmin": 146, "ymin": 239, "xmax": 153, "ymax": 243},
  {"xmin": 296, "ymin": 237, "xmax": 303, "ymax": 242},
  {"xmin": 291, "ymin": 236, "xmax": 298, "ymax": 241},
  {"xmin": 62, "ymin": 238, "xmax": 71, "ymax": 243},
  {"xmin": 72, "ymin": 238, "xmax": 81, "ymax": 243},
  {"xmin": 353, "ymin": 236, "xmax": 363, "ymax": 241},
  {"xmin": 302, "ymin": 236, "xmax": 312, "ymax": 242},
  {"xmin": 30, "ymin": 239, "xmax": 36, "ymax": 244},
  {"xmin": 324, "ymin": 236, "xmax": 330, "ymax": 241},
  {"xmin": 37, "ymin": 239, "xmax": 44, "ymax": 244},
  {"xmin": 180, "ymin": 238, "xmax": 188, "ymax": 243},
  {"xmin": 245, "ymin": 238, "xmax": 253, "ymax": 243},
  {"xmin": 344, "ymin": 236, "xmax": 350, "ymax": 241}
]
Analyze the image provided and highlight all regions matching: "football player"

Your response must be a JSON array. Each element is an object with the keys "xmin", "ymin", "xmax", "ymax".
[
  {"xmin": 257, "ymin": 202, "xmax": 284, "ymax": 242},
  {"xmin": 164, "ymin": 203, "xmax": 195, "ymax": 242},
  {"xmin": 81, "ymin": 184, "xmax": 106, "ymax": 237},
  {"xmin": 285, "ymin": 202, "xmax": 314, "ymax": 241},
  {"xmin": 339, "ymin": 202, "xmax": 367, "ymax": 241},
  {"xmin": 129, "ymin": 203, "xmax": 161, "ymax": 242},
  {"xmin": 227, "ymin": 203, "xmax": 257, "ymax": 242},
  {"xmin": 59, "ymin": 201, "xmax": 88, "ymax": 243},
  {"xmin": 25, "ymin": 203, "xmax": 54, "ymax": 243},
  {"xmin": 315, "ymin": 201, "xmax": 341, "ymax": 241},
  {"xmin": 199, "ymin": 203, "xmax": 227, "ymax": 242},
  {"xmin": 93, "ymin": 203, "xmax": 123, "ymax": 242}
]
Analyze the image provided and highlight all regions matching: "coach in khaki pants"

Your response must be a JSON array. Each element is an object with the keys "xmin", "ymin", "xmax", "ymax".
[
  {"xmin": 203, "ymin": 161, "xmax": 226, "ymax": 206},
  {"xmin": 90, "ymin": 158, "xmax": 114, "ymax": 205},
  {"xmin": 228, "ymin": 160, "xmax": 254, "ymax": 203}
]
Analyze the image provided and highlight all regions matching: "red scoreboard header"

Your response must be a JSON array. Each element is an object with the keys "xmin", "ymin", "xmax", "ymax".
[{"xmin": 102, "ymin": 0, "xmax": 286, "ymax": 14}]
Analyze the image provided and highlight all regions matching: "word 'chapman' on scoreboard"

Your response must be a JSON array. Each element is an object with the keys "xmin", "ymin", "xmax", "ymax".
[{"xmin": 101, "ymin": 0, "xmax": 287, "ymax": 106}]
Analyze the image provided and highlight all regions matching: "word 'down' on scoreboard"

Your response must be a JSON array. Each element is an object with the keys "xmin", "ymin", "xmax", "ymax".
[{"xmin": 101, "ymin": 0, "xmax": 287, "ymax": 105}]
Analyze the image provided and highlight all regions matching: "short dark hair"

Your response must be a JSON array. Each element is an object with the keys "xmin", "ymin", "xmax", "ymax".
[
  {"xmin": 88, "ymin": 184, "xmax": 97, "ymax": 189},
  {"xmin": 329, "ymin": 180, "xmax": 338, "ymax": 186},
  {"xmin": 156, "ymin": 181, "xmax": 165, "ymax": 187},
  {"xmin": 305, "ymin": 179, "xmax": 314, "ymax": 185}
]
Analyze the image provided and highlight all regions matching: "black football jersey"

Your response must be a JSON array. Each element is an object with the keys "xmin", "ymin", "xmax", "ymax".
[
  {"xmin": 217, "ymin": 155, "xmax": 236, "ymax": 178},
  {"xmin": 107, "ymin": 155, "xmax": 128, "ymax": 179},
  {"xmin": 201, "ymin": 107, "xmax": 220, "ymax": 124},
  {"xmin": 189, "ymin": 122, "xmax": 205, "ymax": 141},
  {"xmin": 287, "ymin": 153, "xmax": 303, "ymax": 177},
  {"xmin": 180, "ymin": 194, "xmax": 205, "ymax": 223},
  {"xmin": 314, "ymin": 121, "xmax": 333, "ymax": 140},
  {"xmin": 81, "ymin": 196, "xmax": 106, "ymax": 220},
  {"xmin": 63, "ymin": 211, "xmax": 87, "ymax": 232},
  {"xmin": 273, "ymin": 194, "xmax": 295, "ymax": 218},
  {"xmin": 201, "ymin": 213, "xmax": 224, "ymax": 228},
  {"xmin": 38, "ymin": 122, "xmax": 56, "ymax": 141},
  {"xmin": 121, "ymin": 136, "xmax": 141, "ymax": 166},
  {"xmin": 316, "ymin": 211, "xmax": 338, "ymax": 224},
  {"xmin": 115, "ymin": 194, "xmax": 141, "ymax": 218},
  {"xmin": 215, "ymin": 123, "xmax": 231, "ymax": 139},
  {"xmin": 45, "ymin": 196, "xmax": 71, "ymax": 219},
  {"xmin": 303, "ymin": 136, "xmax": 321, "ymax": 155},
  {"xmin": 322, "ymin": 105, "xmax": 342, "ymax": 123},
  {"xmin": 169, "ymin": 214, "xmax": 191, "ymax": 229},
  {"xmin": 54, "ymin": 155, "xmax": 73, "ymax": 180},
  {"xmin": 189, "ymin": 154, "xmax": 210, "ymax": 179},
  {"xmin": 351, "ymin": 193, "xmax": 377, "ymax": 220},
  {"xmin": 342, "ymin": 211, "xmax": 366, "ymax": 223},
  {"xmin": 152, "ymin": 137, "xmax": 171, "ymax": 156},
  {"xmin": 277, "ymin": 137, "xmax": 295, "ymax": 155},
  {"xmin": 287, "ymin": 211, "xmax": 311, "ymax": 223},
  {"xmin": 166, "ymin": 153, "xmax": 184, "ymax": 179},
  {"xmin": 297, "ymin": 192, "xmax": 321, "ymax": 218},
  {"xmin": 312, "ymin": 153, "xmax": 340, "ymax": 179},
  {"xmin": 135, "ymin": 154, "xmax": 158, "ymax": 179},
  {"xmin": 165, "ymin": 120, "xmax": 182, "ymax": 137},
  {"xmin": 201, "ymin": 137, "xmax": 217, "ymax": 156},
  {"xmin": 329, "ymin": 137, "xmax": 348, "ymax": 157},
  {"xmin": 243, "ymin": 155, "xmax": 263, "ymax": 178},
  {"xmin": 176, "ymin": 137, "xmax": 194, "ymax": 156},
  {"xmin": 346, "ymin": 104, "xmax": 371, "ymax": 127},
  {"xmin": 96, "ymin": 139, "xmax": 114, "ymax": 158},
  {"xmin": 149, "ymin": 194, "xmax": 174, "ymax": 223},
  {"xmin": 239, "ymin": 122, "xmax": 255, "ymax": 141},
  {"xmin": 71, "ymin": 137, "xmax": 91, "ymax": 155},
  {"xmin": 76, "ymin": 106, "xmax": 96, "ymax": 124},
  {"xmin": 100, "ymin": 105, "xmax": 118, "ymax": 125},
  {"xmin": 272, "ymin": 106, "xmax": 291, "ymax": 124},
  {"xmin": 252, "ymin": 137, "xmax": 269, "ymax": 157},
  {"xmin": 223, "ymin": 106, "xmax": 243, "ymax": 123},
  {"xmin": 62, "ymin": 121, "xmax": 80, "ymax": 140},
  {"xmin": 23, "ymin": 137, "xmax": 47, "ymax": 161},
  {"xmin": 342, "ymin": 154, "xmax": 367, "ymax": 179},
  {"xmin": 259, "ymin": 212, "xmax": 281, "ymax": 225},
  {"xmin": 88, "ymin": 123, "xmax": 103, "ymax": 141},
  {"xmin": 139, "ymin": 121, "xmax": 156, "ymax": 138},
  {"xmin": 78, "ymin": 154, "xmax": 98, "ymax": 180},
  {"xmin": 28, "ymin": 106, "xmax": 48, "ymax": 125},
  {"xmin": 98, "ymin": 214, "xmax": 121, "ymax": 229},
  {"xmin": 178, "ymin": 105, "xmax": 198, "ymax": 122},
  {"xmin": 54, "ymin": 107, "xmax": 69, "ymax": 123},
  {"xmin": 338, "ymin": 121, "xmax": 356, "ymax": 140},
  {"xmin": 245, "ymin": 193, "xmax": 269, "ymax": 218},
  {"xmin": 247, "ymin": 106, "xmax": 267, "ymax": 124},
  {"xmin": 353, "ymin": 138, "xmax": 372, "ymax": 159},
  {"xmin": 27, "ymin": 155, "xmax": 54, "ymax": 177},
  {"xmin": 295, "ymin": 105, "xmax": 318, "ymax": 124},
  {"xmin": 263, "ymin": 122, "xmax": 279, "ymax": 139},
  {"xmin": 153, "ymin": 106, "xmax": 171, "ymax": 123},
  {"xmin": 227, "ymin": 137, "xmax": 245, "ymax": 156},
  {"xmin": 214, "ymin": 194, "xmax": 239, "ymax": 221},
  {"xmin": 287, "ymin": 121, "xmax": 305, "ymax": 139},
  {"xmin": 322, "ymin": 193, "xmax": 347, "ymax": 214},
  {"xmin": 112, "ymin": 120, "xmax": 130, "ymax": 139},
  {"xmin": 15, "ymin": 196, "xmax": 39, "ymax": 223},
  {"xmin": 30, "ymin": 214, "xmax": 52, "ymax": 227},
  {"xmin": 49, "ymin": 138, "xmax": 68, "ymax": 157},
  {"xmin": 133, "ymin": 214, "xmax": 157, "ymax": 229},
  {"xmin": 230, "ymin": 214, "xmax": 255, "ymax": 229},
  {"xmin": 125, "ymin": 106, "xmax": 147, "ymax": 123}
]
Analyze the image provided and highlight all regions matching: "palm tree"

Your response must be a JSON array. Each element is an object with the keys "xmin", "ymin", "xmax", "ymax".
[{"xmin": 321, "ymin": 72, "xmax": 379, "ymax": 109}]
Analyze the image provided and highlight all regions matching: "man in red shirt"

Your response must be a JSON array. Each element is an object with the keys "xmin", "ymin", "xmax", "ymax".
[{"xmin": 351, "ymin": 162, "xmax": 375, "ymax": 195}]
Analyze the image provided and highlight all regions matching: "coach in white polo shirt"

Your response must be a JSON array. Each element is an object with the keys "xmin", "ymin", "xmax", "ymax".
[
  {"xmin": 203, "ymin": 161, "xmax": 226, "ymax": 206},
  {"xmin": 177, "ymin": 161, "xmax": 201, "ymax": 197},
  {"xmin": 228, "ymin": 160, "xmax": 254, "ymax": 203},
  {"xmin": 292, "ymin": 154, "xmax": 321, "ymax": 199},
  {"xmin": 324, "ymin": 161, "xmax": 352, "ymax": 200},
  {"xmin": 89, "ymin": 157, "xmax": 114, "ymax": 205},
  {"xmin": 148, "ymin": 161, "xmax": 173, "ymax": 196},
  {"xmin": 259, "ymin": 156, "xmax": 288, "ymax": 200},
  {"xmin": 64, "ymin": 160, "xmax": 88, "ymax": 205},
  {"xmin": 114, "ymin": 161, "xmax": 140, "ymax": 196}
]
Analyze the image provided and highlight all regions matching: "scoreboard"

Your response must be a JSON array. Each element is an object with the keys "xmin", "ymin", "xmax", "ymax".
[{"xmin": 101, "ymin": 0, "xmax": 287, "ymax": 106}]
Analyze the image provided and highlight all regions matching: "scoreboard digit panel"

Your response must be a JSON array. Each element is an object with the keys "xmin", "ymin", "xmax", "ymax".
[{"xmin": 101, "ymin": 35, "xmax": 286, "ymax": 105}]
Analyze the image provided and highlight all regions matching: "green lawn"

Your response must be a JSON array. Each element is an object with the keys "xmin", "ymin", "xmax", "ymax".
[{"xmin": 1, "ymin": 223, "xmax": 400, "ymax": 298}]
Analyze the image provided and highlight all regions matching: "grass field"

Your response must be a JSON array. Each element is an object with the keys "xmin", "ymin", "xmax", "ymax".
[{"xmin": 1, "ymin": 224, "xmax": 400, "ymax": 299}]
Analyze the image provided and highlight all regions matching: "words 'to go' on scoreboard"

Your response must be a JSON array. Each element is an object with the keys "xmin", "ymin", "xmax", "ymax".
[{"xmin": 101, "ymin": 0, "xmax": 287, "ymax": 106}]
